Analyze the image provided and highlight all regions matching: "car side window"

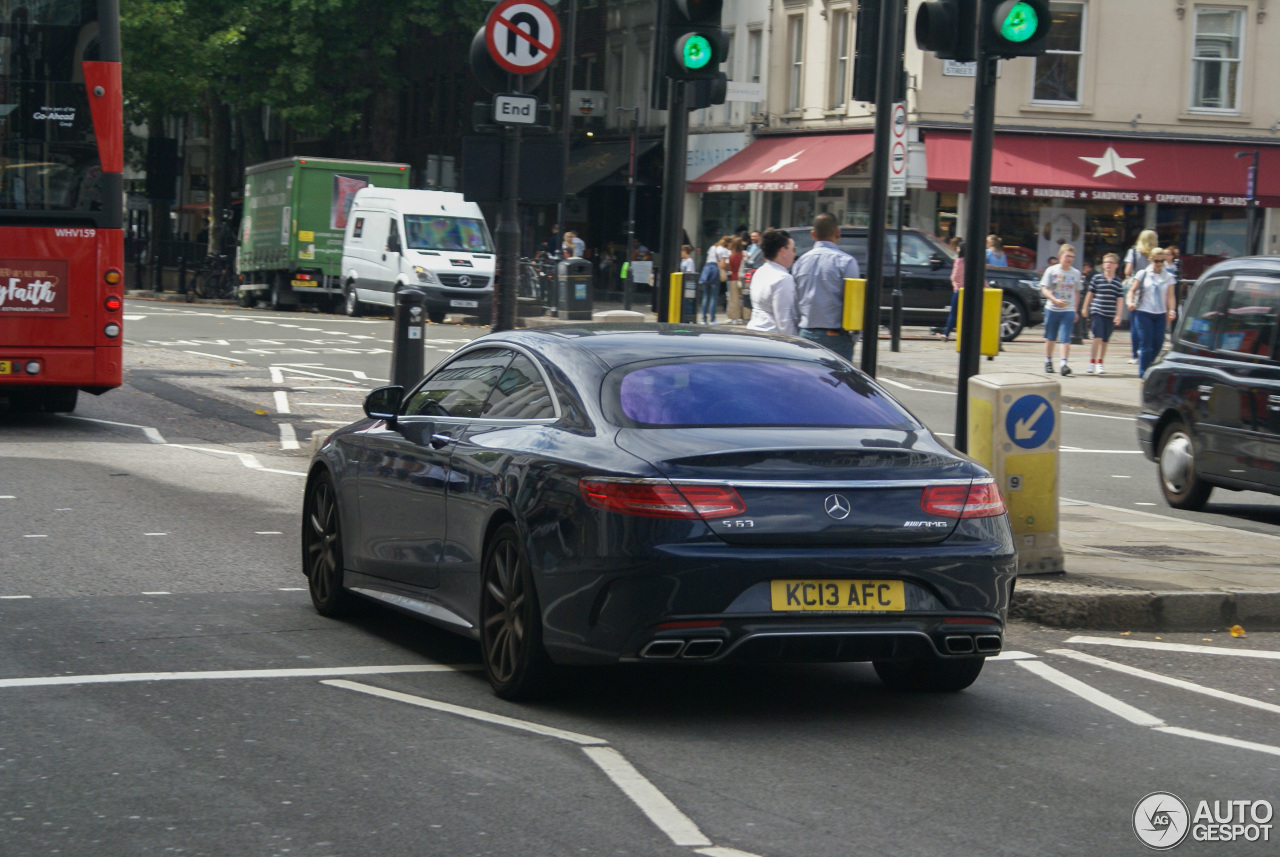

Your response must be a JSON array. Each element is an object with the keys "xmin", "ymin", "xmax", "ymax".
[
  {"xmin": 401, "ymin": 348, "xmax": 514, "ymax": 419},
  {"xmin": 482, "ymin": 354, "xmax": 557, "ymax": 420},
  {"xmin": 1218, "ymin": 277, "xmax": 1280, "ymax": 359},
  {"xmin": 886, "ymin": 233, "xmax": 934, "ymax": 266},
  {"xmin": 387, "ymin": 218, "xmax": 401, "ymax": 253},
  {"xmin": 352, "ymin": 216, "xmax": 364, "ymax": 240},
  {"xmin": 1178, "ymin": 277, "xmax": 1228, "ymax": 349}
]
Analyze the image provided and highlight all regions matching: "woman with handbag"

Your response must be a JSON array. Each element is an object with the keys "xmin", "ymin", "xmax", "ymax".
[
  {"xmin": 1126, "ymin": 248, "xmax": 1177, "ymax": 378},
  {"xmin": 1124, "ymin": 229, "xmax": 1159, "ymax": 363},
  {"xmin": 726, "ymin": 236, "xmax": 745, "ymax": 322}
]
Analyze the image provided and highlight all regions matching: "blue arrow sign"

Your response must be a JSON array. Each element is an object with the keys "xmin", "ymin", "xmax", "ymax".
[{"xmin": 1006, "ymin": 394, "xmax": 1054, "ymax": 450}]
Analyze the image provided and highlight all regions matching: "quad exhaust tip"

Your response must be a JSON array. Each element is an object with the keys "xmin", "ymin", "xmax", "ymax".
[
  {"xmin": 640, "ymin": 640, "xmax": 685, "ymax": 659},
  {"xmin": 975, "ymin": 634, "xmax": 1003, "ymax": 654},
  {"xmin": 944, "ymin": 635, "xmax": 976, "ymax": 655},
  {"xmin": 681, "ymin": 639, "xmax": 724, "ymax": 659},
  {"xmin": 639, "ymin": 638, "xmax": 724, "ymax": 659}
]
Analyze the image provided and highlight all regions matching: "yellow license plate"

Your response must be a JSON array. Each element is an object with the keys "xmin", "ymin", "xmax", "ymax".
[
  {"xmin": 770, "ymin": 580, "xmax": 905, "ymax": 612},
  {"xmin": 0, "ymin": 361, "xmax": 10, "ymax": 375},
  {"xmin": 291, "ymin": 279, "xmax": 317, "ymax": 288}
]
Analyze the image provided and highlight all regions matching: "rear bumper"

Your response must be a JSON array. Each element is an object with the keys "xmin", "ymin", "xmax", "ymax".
[{"xmin": 0, "ymin": 346, "xmax": 120, "ymax": 390}]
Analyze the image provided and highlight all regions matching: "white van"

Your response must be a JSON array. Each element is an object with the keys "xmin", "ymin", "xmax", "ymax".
[{"xmin": 340, "ymin": 188, "xmax": 495, "ymax": 322}]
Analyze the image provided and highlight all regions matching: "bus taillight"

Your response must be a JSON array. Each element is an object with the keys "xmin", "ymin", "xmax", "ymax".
[
  {"xmin": 104, "ymin": 268, "xmax": 122, "ymax": 285},
  {"xmin": 104, "ymin": 295, "xmax": 122, "ymax": 311}
]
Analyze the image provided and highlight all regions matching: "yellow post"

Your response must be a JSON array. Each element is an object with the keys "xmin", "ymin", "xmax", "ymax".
[
  {"xmin": 843, "ymin": 278, "xmax": 865, "ymax": 332},
  {"xmin": 955, "ymin": 286, "xmax": 1004, "ymax": 357},
  {"xmin": 668, "ymin": 272, "xmax": 684, "ymax": 324}
]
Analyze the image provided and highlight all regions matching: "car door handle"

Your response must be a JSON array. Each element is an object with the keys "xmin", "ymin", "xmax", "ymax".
[
  {"xmin": 1269, "ymin": 395, "xmax": 1280, "ymax": 411},
  {"xmin": 429, "ymin": 434, "xmax": 454, "ymax": 449},
  {"xmin": 1198, "ymin": 385, "xmax": 1213, "ymax": 401}
]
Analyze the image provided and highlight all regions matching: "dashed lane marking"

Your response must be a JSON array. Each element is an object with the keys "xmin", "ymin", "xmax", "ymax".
[
  {"xmin": 66, "ymin": 415, "xmax": 166, "ymax": 444},
  {"xmin": 0, "ymin": 664, "xmax": 477, "ymax": 689},
  {"xmin": 1049, "ymin": 648, "xmax": 1280, "ymax": 716},
  {"xmin": 0, "ymin": 595, "xmax": 31, "ymax": 599},
  {"xmin": 142, "ymin": 591, "xmax": 171, "ymax": 595},
  {"xmin": 1066, "ymin": 635, "xmax": 1280, "ymax": 660},
  {"xmin": 279, "ymin": 423, "xmax": 299, "ymax": 450},
  {"xmin": 143, "ymin": 533, "xmax": 167, "ymax": 536},
  {"xmin": 181, "ymin": 350, "xmax": 247, "ymax": 364},
  {"xmin": 22, "ymin": 534, "xmax": 47, "ymax": 539},
  {"xmin": 274, "ymin": 391, "xmax": 290, "ymax": 413}
]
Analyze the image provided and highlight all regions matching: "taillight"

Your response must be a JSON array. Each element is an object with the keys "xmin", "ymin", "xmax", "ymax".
[
  {"xmin": 921, "ymin": 481, "xmax": 1006, "ymax": 519},
  {"xmin": 104, "ymin": 268, "xmax": 122, "ymax": 285},
  {"xmin": 579, "ymin": 478, "xmax": 746, "ymax": 520},
  {"xmin": 104, "ymin": 295, "xmax": 122, "ymax": 311}
]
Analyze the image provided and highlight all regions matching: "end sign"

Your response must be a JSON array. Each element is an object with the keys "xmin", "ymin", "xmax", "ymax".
[{"xmin": 494, "ymin": 94, "xmax": 538, "ymax": 125}]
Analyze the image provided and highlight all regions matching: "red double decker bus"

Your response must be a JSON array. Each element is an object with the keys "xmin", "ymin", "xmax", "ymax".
[{"xmin": 1, "ymin": 0, "xmax": 123, "ymax": 413}]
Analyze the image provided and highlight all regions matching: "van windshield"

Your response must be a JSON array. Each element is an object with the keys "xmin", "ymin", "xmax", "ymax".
[{"xmin": 404, "ymin": 215, "xmax": 492, "ymax": 252}]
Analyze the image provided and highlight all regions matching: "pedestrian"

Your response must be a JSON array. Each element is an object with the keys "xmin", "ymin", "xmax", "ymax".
[
  {"xmin": 790, "ymin": 213, "xmax": 861, "ymax": 360},
  {"xmin": 1081, "ymin": 252, "xmax": 1125, "ymax": 374},
  {"xmin": 570, "ymin": 231, "xmax": 586, "ymax": 258},
  {"xmin": 680, "ymin": 244, "xmax": 696, "ymax": 276},
  {"xmin": 698, "ymin": 252, "xmax": 720, "ymax": 324},
  {"xmin": 743, "ymin": 230, "xmax": 764, "ymax": 272},
  {"xmin": 985, "ymin": 234, "xmax": 1008, "ymax": 267},
  {"xmin": 1126, "ymin": 247, "xmax": 1178, "ymax": 378},
  {"xmin": 1166, "ymin": 243, "xmax": 1181, "ymax": 281},
  {"xmin": 542, "ymin": 223, "xmax": 561, "ymax": 259},
  {"xmin": 948, "ymin": 236, "xmax": 962, "ymax": 256},
  {"xmin": 936, "ymin": 241, "xmax": 963, "ymax": 341},
  {"xmin": 746, "ymin": 229, "xmax": 799, "ymax": 336},
  {"xmin": 1040, "ymin": 243, "xmax": 1082, "ymax": 376},
  {"xmin": 1124, "ymin": 229, "xmax": 1160, "ymax": 363},
  {"xmin": 727, "ymin": 235, "xmax": 746, "ymax": 323}
]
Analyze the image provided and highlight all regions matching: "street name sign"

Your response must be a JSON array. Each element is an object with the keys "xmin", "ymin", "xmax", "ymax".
[{"xmin": 485, "ymin": 0, "xmax": 561, "ymax": 75}]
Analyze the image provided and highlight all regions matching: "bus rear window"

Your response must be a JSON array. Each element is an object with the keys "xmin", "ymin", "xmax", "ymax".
[{"xmin": 607, "ymin": 360, "xmax": 917, "ymax": 429}]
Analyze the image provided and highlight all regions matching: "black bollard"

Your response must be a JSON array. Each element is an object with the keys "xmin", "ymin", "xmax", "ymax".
[
  {"xmin": 177, "ymin": 256, "xmax": 187, "ymax": 296},
  {"xmin": 390, "ymin": 287, "xmax": 427, "ymax": 391},
  {"xmin": 152, "ymin": 255, "xmax": 162, "ymax": 291}
]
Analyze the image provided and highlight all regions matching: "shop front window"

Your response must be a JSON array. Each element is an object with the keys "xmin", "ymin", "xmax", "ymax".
[
  {"xmin": 1190, "ymin": 8, "xmax": 1243, "ymax": 112},
  {"xmin": 1032, "ymin": 2, "xmax": 1085, "ymax": 105}
]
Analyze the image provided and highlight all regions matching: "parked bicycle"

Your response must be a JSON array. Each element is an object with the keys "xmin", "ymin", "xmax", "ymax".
[{"xmin": 189, "ymin": 253, "xmax": 237, "ymax": 301}]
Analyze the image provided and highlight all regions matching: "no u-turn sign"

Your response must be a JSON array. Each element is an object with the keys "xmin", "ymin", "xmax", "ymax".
[{"xmin": 485, "ymin": 0, "xmax": 562, "ymax": 75}]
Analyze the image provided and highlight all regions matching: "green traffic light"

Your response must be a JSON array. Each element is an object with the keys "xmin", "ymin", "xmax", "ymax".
[
  {"xmin": 682, "ymin": 34, "xmax": 712, "ymax": 69},
  {"xmin": 1000, "ymin": 1, "xmax": 1039, "ymax": 42}
]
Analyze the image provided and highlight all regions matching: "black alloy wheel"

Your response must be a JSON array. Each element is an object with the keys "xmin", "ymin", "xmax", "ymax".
[
  {"xmin": 1000, "ymin": 294, "xmax": 1027, "ymax": 341},
  {"xmin": 873, "ymin": 656, "xmax": 985, "ymax": 692},
  {"xmin": 303, "ymin": 472, "xmax": 353, "ymax": 617},
  {"xmin": 479, "ymin": 523, "xmax": 552, "ymax": 699},
  {"xmin": 1157, "ymin": 420, "xmax": 1213, "ymax": 510},
  {"xmin": 344, "ymin": 283, "xmax": 362, "ymax": 317}
]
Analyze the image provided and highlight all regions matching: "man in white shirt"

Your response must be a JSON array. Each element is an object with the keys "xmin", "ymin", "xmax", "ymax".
[{"xmin": 747, "ymin": 230, "xmax": 799, "ymax": 336}]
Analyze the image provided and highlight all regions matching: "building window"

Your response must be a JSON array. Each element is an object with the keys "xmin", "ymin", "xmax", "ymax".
[
  {"xmin": 748, "ymin": 28, "xmax": 763, "ymax": 84},
  {"xmin": 829, "ymin": 9, "xmax": 851, "ymax": 109},
  {"xmin": 1032, "ymin": 1, "xmax": 1085, "ymax": 104},
  {"xmin": 788, "ymin": 16, "xmax": 804, "ymax": 112},
  {"xmin": 721, "ymin": 31, "xmax": 735, "ymax": 123},
  {"xmin": 1191, "ymin": 8, "xmax": 1243, "ymax": 112}
]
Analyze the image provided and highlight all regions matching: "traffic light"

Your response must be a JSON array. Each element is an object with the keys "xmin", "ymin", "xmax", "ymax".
[
  {"xmin": 985, "ymin": 0, "xmax": 1051, "ymax": 58},
  {"xmin": 914, "ymin": 0, "xmax": 978, "ymax": 62},
  {"xmin": 852, "ymin": 0, "xmax": 908, "ymax": 104},
  {"xmin": 662, "ymin": 0, "xmax": 727, "ymax": 81}
]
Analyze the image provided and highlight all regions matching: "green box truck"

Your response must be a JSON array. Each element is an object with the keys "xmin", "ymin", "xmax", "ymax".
[{"xmin": 238, "ymin": 157, "xmax": 411, "ymax": 310}]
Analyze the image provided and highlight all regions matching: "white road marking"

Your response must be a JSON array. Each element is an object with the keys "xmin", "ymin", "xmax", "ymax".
[
  {"xmin": 322, "ymin": 679, "xmax": 607, "ymax": 745},
  {"xmin": 1059, "ymin": 447, "xmax": 1144, "ymax": 454},
  {"xmin": 0, "ymin": 595, "xmax": 31, "ymax": 599},
  {"xmin": 123, "ymin": 314, "xmax": 146, "ymax": 320},
  {"xmin": 305, "ymin": 419, "xmax": 353, "ymax": 425},
  {"xmin": 1060, "ymin": 499, "xmax": 1280, "ymax": 542},
  {"xmin": 270, "ymin": 367, "xmax": 284, "ymax": 384},
  {"xmin": 696, "ymin": 849, "xmax": 765, "ymax": 857},
  {"xmin": 988, "ymin": 650, "xmax": 1037, "ymax": 661},
  {"xmin": 1049, "ymin": 648, "xmax": 1280, "ymax": 716},
  {"xmin": 290, "ymin": 386, "xmax": 369, "ymax": 392},
  {"xmin": 1110, "ymin": 474, "xmax": 1131, "ymax": 478},
  {"xmin": 182, "ymin": 350, "xmax": 245, "ymax": 364},
  {"xmin": 1154, "ymin": 727, "xmax": 1280, "ymax": 758},
  {"xmin": 279, "ymin": 423, "xmax": 299, "ymax": 450},
  {"xmin": 274, "ymin": 390, "xmax": 291, "ymax": 413},
  {"xmin": 271, "ymin": 365, "xmax": 370, "ymax": 385},
  {"xmin": 169, "ymin": 445, "xmax": 305, "ymax": 476},
  {"xmin": 1135, "ymin": 502, "xmax": 1156, "ymax": 505},
  {"xmin": 256, "ymin": 531, "xmax": 284, "ymax": 535},
  {"xmin": 0, "ymin": 664, "xmax": 474, "ymax": 689},
  {"xmin": 278, "ymin": 587, "xmax": 305, "ymax": 591},
  {"xmin": 583, "ymin": 746, "xmax": 714, "ymax": 848},
  {"xmin": 67, "ymin": 415, "xmax": 166, "ymax": 444},
  {"xmin": 0, "ymin": 495, "xmax": 14, "ymax": 499},
  {"xmin": 142, "ymin": 591, "xmax": 171, "ymax": 595},
  {"xmin": 295, "ymin": 403, "xmax": 363, "ymax": 409},
  {"xmin": 1066, "ymin": 635, "xmax": 1280, "ymax": 660},
  {"xmin": 1017, "ymin": 661, "xmax": 1165, "ymax": 726},
  {"xmin": 144, "ymin": 533, "xmax": 167, "ymax": 536},
  {"xmin": 23, "ymin": 534, "xmax": 47, "ymax": 539}
]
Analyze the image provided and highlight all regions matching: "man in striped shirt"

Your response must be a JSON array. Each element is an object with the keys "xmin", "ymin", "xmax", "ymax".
[{"xmin": 1080, "ymin": 252, "xmax": 1125, "ymax": 374}]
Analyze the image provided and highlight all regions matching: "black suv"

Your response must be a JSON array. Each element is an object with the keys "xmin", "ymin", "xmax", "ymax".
[
  {"xmin": 1138, "ymin": 257, "xmax": 1280, "ymax": 510},
  {"xmin": 779, "ymin": 226, "xmax": 1044, "ymax": 341}
]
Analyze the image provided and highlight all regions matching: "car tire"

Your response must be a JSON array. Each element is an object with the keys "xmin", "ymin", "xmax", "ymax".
[
  {"xmin": 427, "ymin": 309, "xmax": 447, "ymax": 324},
  {"xmin": 479, "ymin": 522, "xmax": 554, "ymax": 700},
  {"xmin": 873, "ymin": 656, "xmax": 985, "ymax": 692},
  {"xmin": 1000, "ymin": 294, "xmax": 1027, "ymax": 341},
  {"xmin": 303, "ymin": 471, "xmax": 355, "ymax": 618},
  {"xmin": 1157, "ymin": 421, "xmax": 1213, "ymax": 510},
  {"xmin": 344, "ymin": 283, "xmax": 363, "ymax": 317}
]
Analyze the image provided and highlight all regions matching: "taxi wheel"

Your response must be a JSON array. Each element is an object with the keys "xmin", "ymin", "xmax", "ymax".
[
  {"xmin": 480, "ymin": 523, "xmax": 553, "ymax": 700},
  {"xmin": 1158, "ymin": 421, "xmax": 1212, "ymax": 510},
  {"xmin": 303, "ymin": 471, "xmax": 353, "ymax": 618},
  {"xmin": 874, "ymin": 656, "xmax": 985, "ymax": 692}
]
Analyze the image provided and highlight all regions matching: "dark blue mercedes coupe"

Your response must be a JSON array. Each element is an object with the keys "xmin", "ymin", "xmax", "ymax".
[{"xmin": 302, "ymin": 325, "xmax": 1016, "ymax": 699}]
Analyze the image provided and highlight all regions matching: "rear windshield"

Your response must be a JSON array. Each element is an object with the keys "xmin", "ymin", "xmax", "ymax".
[
  {"xmin": 605, "ymin": 359, "xmax": 918, "ymax": 429},
  {"xmin": 404, "ymin": 215, "xmax": 492, "ymax": 252}
]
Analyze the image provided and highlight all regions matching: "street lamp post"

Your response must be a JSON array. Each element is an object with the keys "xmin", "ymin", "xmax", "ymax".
[
  {"xmin": 1236, "ymin": 150, "xmax": 1261, "ymax": 256},
  {"xmin": 619, "ymin": 106, "xmax": 640, "ymax": 311}
]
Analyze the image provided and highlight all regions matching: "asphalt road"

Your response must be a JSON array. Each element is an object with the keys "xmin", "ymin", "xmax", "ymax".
[{"xmin": 1, "ymin": 301, "xmax": 1277, "ymax": 856}]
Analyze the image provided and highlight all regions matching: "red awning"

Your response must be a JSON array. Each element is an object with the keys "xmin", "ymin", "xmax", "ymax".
[
  {"xmin": 688, "ymin": 133, "xmax": 874, "ymax": 193},
  {"xmin": 925, "ymin": 131, "xmax": 1280, "ymax": 208}
]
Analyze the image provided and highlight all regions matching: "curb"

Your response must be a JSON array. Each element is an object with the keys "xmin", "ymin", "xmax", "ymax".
[
  {"xmin": 875, "ymin": 363, "xmax": 1140, "ymax": 416},
  {"xmin": 126, "ymin": 290, "xmax": 237, "ymax": 306},
  {"xmin": 1011, "ymin": 584, "xmax": 1280, "ymax": 632}
]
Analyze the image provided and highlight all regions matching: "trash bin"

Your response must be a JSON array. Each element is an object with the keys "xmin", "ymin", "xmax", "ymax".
[{"xmin": 558, "ymin": 259, "xmax": 593, "ymax": 320}]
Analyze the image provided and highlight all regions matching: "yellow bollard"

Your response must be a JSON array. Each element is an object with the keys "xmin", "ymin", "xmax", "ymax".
[
  {"xmin": 668, "ymin": 272, "xmax": 683, "ymax": 324},
  {"xmin": 843, "ymin": 278, "xmax": 865, "ymax": 332},
  {"xmin": 956, "ymin": 286, "xmax": 1004, "ymax": 357}
]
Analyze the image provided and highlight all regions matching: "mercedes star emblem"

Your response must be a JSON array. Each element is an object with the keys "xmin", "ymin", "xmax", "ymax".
[
  {"xmin": 458, "ymin": 275, "xmax": 471, "ymax": 287},
  {"xmin": 824, "ymin": 494, "xmax": 851, "ymax": 520}
]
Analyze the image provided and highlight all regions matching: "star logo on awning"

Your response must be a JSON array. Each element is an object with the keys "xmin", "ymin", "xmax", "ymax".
[
  {"xmin": 1079, "ymin": 147, "xmax": 1144, "ymax": 179},
  {"xmin": 762, "ymin": 151, "xmax": 806, "ymax": 174}
]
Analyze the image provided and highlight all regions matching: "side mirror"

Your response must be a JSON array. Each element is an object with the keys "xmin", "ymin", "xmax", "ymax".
[
  {"xmin": 363, "ymin": 385, "xmax": 404, "ymax": 421},
  {"xmin": 929, "ymin": 256, "xmax": 945, "ymax": 270}
]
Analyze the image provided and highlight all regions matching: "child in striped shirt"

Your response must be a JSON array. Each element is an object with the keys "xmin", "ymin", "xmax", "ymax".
[{"xmin": 1080, "ymin": 252, "xmax": 1125, "ymax": 374}]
